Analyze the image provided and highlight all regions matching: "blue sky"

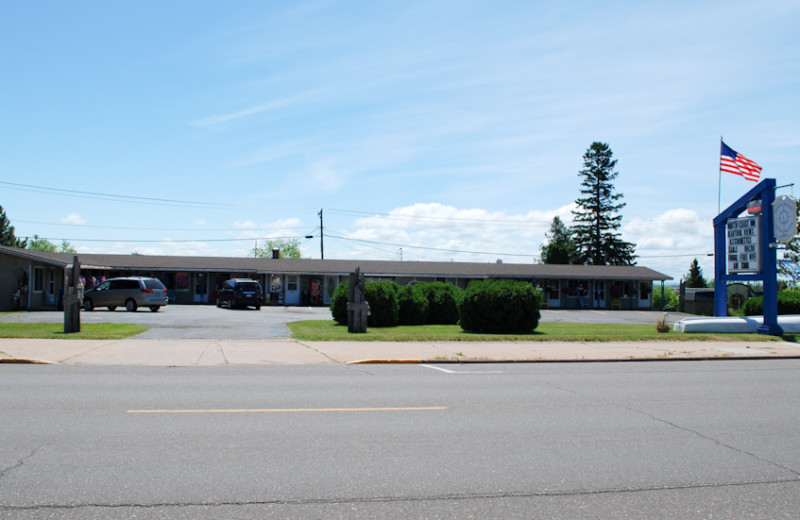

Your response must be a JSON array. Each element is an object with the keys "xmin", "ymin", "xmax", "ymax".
[{"xmin": 1, "ymin": 0, "xmax": 798, "ymax": 281}]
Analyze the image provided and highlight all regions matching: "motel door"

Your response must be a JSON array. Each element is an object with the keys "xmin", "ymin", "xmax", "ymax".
[
  {"xmin": 284, "ymin": 275, "xmax": 300, "ymax": 305},
  {"xmin": 593, "ymin": 280, "xmax": 606, "ymax": 308},
  {"xmin": 638, "ymin": 282, "xmax": 652, "ymax": 309},
  {"xmin": 194, "ymin": 273, "xmax": 208, "ymax": 303},
  {"xmin": 546, "ymin": 279, "xmax": 560, "ymax": 308}
]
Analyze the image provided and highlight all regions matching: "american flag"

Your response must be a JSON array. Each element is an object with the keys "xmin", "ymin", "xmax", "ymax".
[{"xmin": 720, "ymin": 141, "xmax": 761, "ymax": 182}]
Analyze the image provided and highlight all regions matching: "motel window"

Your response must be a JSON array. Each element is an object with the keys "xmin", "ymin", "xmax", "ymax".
[
  {"xmin": 33, "ymin": 267, "xmax": 44, "ymax": 292},
  {"xmin": 48, "ymin": 269, "xmax": 55, "ymax": 294},
  {"xmin": 287, "ymin": 276, "xmax": 298, "ymax": 291},
  {"xmin": 547, "ymin": 279, "xmax": 560, "ymax": 300}
]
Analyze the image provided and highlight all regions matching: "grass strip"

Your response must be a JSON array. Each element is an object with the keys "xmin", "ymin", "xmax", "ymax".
[
  {"xmin": 0, "ymin": 323, "xmax": 147, "ymax": 340},
  {"xmin": 288, "ymin": 320, "xmax": 794, "ymax": 342}
]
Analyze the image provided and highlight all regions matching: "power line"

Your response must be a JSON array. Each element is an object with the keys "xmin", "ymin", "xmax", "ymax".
[
  {"xmin": 324, "ymin": 230, "xmax": 537, "ymax": 258},
  {"xmin": 328, "ymin": 207, "xmax": 716, "ymax": 227},
  {"xmin": 0, "ymin": 180, "xmax": 237, "ymax": 208},
  {"xmin": 14, "ymin": 219, "xmax": 300, "ymax": 233},
  {"xmin": 0, "ymin": 180, "xmax": 315, "ymax": 212},
  {"xmin": 23, "ymin": 236, "xmax": 306, "ymax": 244}
]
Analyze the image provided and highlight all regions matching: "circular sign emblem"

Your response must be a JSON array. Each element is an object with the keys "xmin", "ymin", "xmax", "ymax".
[{"xmin": 773, "ymin": 195, "xmax": 797, "ymax": 242}]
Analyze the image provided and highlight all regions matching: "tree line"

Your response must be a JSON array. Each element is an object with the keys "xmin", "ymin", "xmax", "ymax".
[{"xmin": 0, "ymin": 205, "xmax": 77, "ymax": 253}]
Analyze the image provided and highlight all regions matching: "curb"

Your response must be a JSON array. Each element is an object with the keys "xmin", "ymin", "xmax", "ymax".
[
  {"xmin": 345, "ymin": 355, "xmax": 800, "ymax": 365},
  {"xmin": 347, "ymin": 359, "xmax": 423, "ymax": 364},
  {"xmin": 0, "ymin": 358, "xmax": 54, "ymax": 364}
]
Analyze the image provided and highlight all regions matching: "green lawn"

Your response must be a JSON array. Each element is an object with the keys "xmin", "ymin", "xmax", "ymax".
[
  {"xmin": 288, "ymin": 320, "xmax": 794, "ymax": 342},
  {"xmin": 0, "ymin": 323, "xmax": 148, "ymax": 340}
]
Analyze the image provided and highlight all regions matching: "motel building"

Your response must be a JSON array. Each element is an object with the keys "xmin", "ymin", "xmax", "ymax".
[{"xmin": 0, "ymin": 245, "xmax": 672, "ymax": 312}]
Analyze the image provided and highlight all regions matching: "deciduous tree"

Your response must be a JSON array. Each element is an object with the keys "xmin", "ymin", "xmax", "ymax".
[{"xmin": 252, "ymin": 238, "xmax": 303, "ymax": 259}]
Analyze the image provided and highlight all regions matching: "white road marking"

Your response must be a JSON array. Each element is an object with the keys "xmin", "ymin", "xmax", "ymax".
[{"xmin": 421, "ymin": 364, "xmax": 503, "ymax": 374}]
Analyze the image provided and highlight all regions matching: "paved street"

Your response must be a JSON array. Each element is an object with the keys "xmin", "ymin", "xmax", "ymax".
[{"xmin": 2, "ymin": 360, "xmax": 799, "ymax": 519}]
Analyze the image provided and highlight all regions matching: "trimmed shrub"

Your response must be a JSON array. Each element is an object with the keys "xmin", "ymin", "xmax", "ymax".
[
  {"xmin": 330, "ymin": 281, "xmax": 349, "ymax": 325},
  {"xmin": 743, "ymin": 288, "xmax": 800, "ymax": 316},
  {"xmin": 365, "ymin": 281, "xmax": 400, "ymax": 327},
  {"xmin": 651, "ymin": 285, "xmax": 679, "ymax": 312},
  {"xmin": 398, "ymin": 284, "xmax": 429, "ymax": 325},
  {"xmin": 420, "ymin": 282, "xmax": 463, "ymax": 324},
  {"xmin": 459, "ymin": 279, "xmax": 541, "ymax": 334}
]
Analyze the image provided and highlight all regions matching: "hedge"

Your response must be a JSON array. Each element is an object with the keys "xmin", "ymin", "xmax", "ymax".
[
  {"xmin": 743, "ymin": 288, "xmax": 800, "ymax": 316},
  {"xmin": 459, "ymin": 279, "xmax": 541, "ymax": 334},
  {"xmin": 330, "ymin": 281, "xmax": 349, "ymax": 325},
  {"xmin": 420, "ymin": 282, "xmax": 462, "ymax": 325},
  {"xmin": 365, "ymin": 281, "xmax": 400, "ymax": 327},
  {"xmin": 398, "ymin": 284, "xmax": 429, "ymax": 325}
]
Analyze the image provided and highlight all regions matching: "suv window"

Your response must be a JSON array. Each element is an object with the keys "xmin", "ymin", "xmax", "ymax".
[
  {"xmin": 237, "ymin": 281, "xmax": 260, "ymax": 291},
  {"xmin": 223, "ymin": 280, "xmax": 234, "ymax": 290}
]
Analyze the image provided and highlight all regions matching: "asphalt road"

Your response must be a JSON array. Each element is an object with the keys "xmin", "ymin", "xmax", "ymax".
[
  {"xmin": 2, "ymin": 360, "xmax": 799, "ymax": 519},
  {"xmin": 0, "ymin": 306, "xmax": 687, "ymax": 339}
]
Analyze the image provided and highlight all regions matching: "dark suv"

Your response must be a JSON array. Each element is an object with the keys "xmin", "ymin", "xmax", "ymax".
[
  {"xmin": 83, "ymin": 277, "xmax": 168, "ymax": 312},
  {"xmin": 216, "ymin": 278, "xmax": 263, "ymax": 310}
]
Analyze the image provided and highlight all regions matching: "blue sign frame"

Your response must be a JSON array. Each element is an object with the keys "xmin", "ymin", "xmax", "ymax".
[{"xmin": 713, "ymin": 178, "xmax": 782, "ymax": 335}]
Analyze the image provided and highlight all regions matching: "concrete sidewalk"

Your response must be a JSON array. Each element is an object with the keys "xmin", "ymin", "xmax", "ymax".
[{"xmin": 3, "ymin": 337, "xmax": 800, "ymax": 365}]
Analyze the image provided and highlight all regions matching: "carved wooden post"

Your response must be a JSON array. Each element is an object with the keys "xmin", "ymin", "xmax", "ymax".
[
  {"xmin": 64, "ymin": 256, "xmax": 82, "ymax": 333},
  {"xmin": 346, "ymin": 267, "xmax": 368, "ymax": 333}
]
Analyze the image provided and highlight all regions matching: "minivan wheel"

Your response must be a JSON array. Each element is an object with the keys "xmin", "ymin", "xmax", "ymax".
[
  {"xmin": 125, "ymin": 299, "xmax": 138, "ymax": 312},
  {"xmin": 83, "ymin": 299, "xmax": 94, "ymax": 311}
]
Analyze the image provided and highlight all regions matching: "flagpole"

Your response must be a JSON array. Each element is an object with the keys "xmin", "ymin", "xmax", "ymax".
[{"xmin": 718, "ymin": 136, "xmax": 723, "ymax": 214}]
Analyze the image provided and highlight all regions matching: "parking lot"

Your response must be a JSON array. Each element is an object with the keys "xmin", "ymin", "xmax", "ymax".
[
  {"xmin": 1, "ymin": 305, "xmax": 332, "ymax": 339},
  {"xmin": 0, "ymin": 305, "xmax": 684, "ymax": 340}
]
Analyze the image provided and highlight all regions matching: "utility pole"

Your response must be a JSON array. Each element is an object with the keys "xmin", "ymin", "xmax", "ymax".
[{"xmin": 318, "ymin": 209, "xmax": 324, "ymax": 259}]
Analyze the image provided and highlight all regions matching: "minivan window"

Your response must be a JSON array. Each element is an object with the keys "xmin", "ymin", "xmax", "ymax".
[{"xmin": 144, "ymin": 279, "xmax": 166, "ymax": 290}]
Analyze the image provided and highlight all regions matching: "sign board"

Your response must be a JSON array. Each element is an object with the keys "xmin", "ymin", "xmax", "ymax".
[
  {"xmin": 773, "ymin": 195, "xmax": 797, "ymax": 243},
  {"xmin": 727, "ymin": 216, "xmax": 761, "ymax": 273}
]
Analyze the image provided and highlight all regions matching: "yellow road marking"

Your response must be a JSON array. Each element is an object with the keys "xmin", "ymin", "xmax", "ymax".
[{"xmin": 127, "ymin": 406, "xmax": 447, "ymax": 414}]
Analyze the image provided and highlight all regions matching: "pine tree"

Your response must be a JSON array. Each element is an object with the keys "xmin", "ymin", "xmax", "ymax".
[
  {"xmin": 685, "ymin": 258, "xmax": 707, "ymax": 288},
  {"xmin": 0, "ymin": 205, "xmax": 27, "ymax": 248},
  {"xmin": 571, "ymin": 142, "xmax": 636, "ymax": 265},
  {"xmin": 540, "ymin": 216, "xmax": 578, "ymax": 264}
]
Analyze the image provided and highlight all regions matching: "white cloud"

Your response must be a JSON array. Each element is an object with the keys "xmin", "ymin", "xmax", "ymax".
[
  {"xmin": 623, "ymin": 208, "xmax": 715, "ymax": 281},
  {"xmin": 61, "ymin": 213, "xmax": 86, "ymax": 225},
  {"xmin": 189, "ymin": 91, "xmax": 323, "ymax": 127},
  {"xmin": 330, "ymin": 203, "xmax": 577, "ymax": 263},
  {"xmin": 323, "ymin": 203, "xmax": 716, "ymax": 280}
]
